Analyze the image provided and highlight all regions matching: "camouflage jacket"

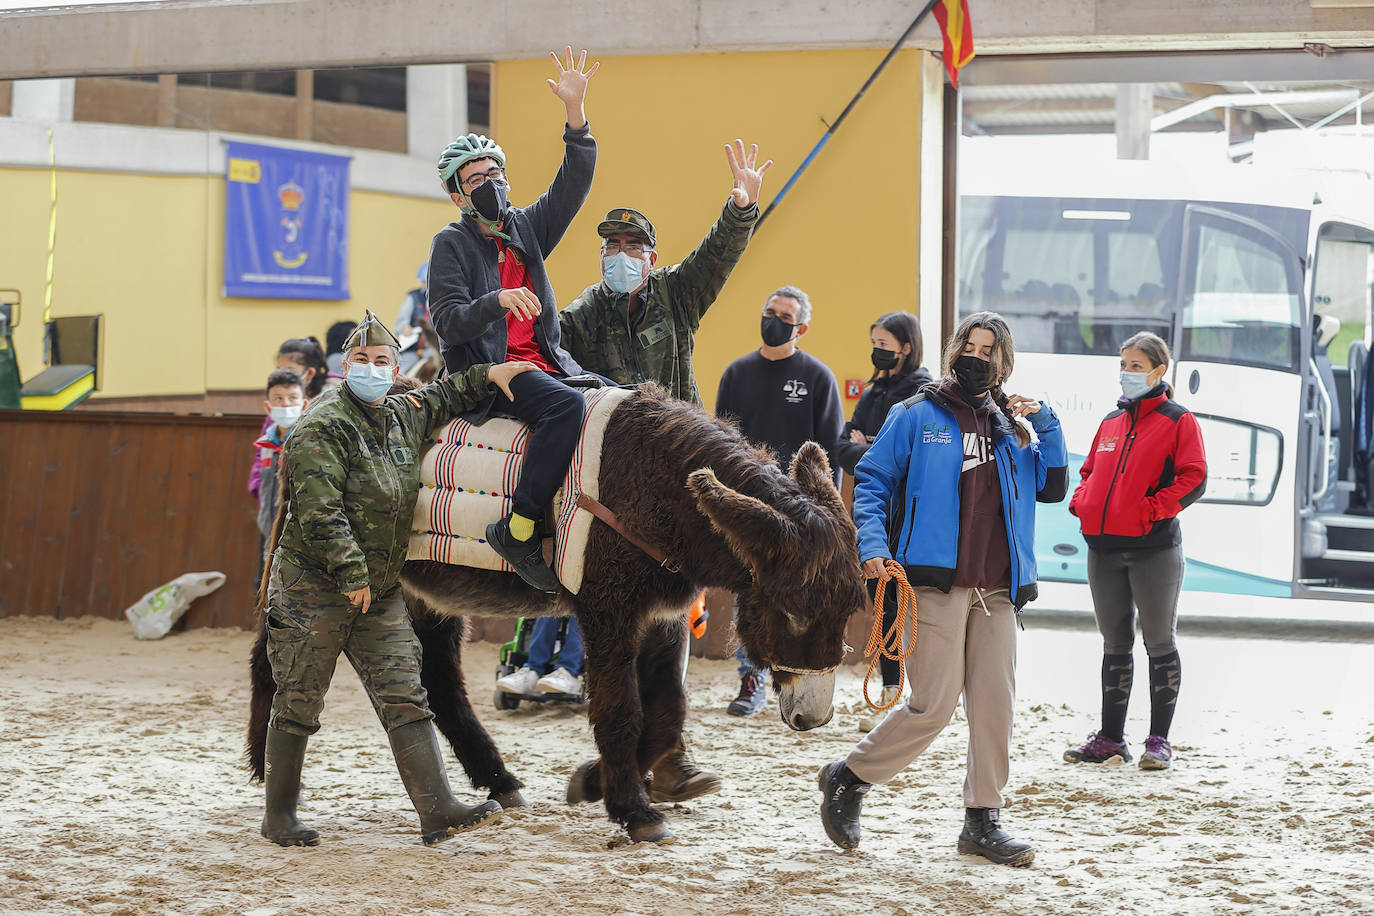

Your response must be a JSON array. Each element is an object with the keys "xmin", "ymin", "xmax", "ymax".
[
  {"xmin": 559, "ymin": 199, "xmax": 758, "ymax": 406},
  {"xmin": 275, "ymin": 364, "xmax": 492, "ymax": 596}
]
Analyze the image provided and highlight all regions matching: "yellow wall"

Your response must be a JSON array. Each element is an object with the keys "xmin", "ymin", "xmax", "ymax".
[
  {"xmin": 494, "ymin": 48, "xmax": 927, "ymax": 410},
  {"xmin": 0, "ymin": 167, "xmax": 453, "ymax": 400},
  {"xmin": 1, "ymin": 48, "xmax": 928, "ymax": 406}
]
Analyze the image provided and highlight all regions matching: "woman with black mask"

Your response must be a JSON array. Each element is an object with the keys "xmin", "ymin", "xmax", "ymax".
[{"xmin": 833, "ymin": 311, "xmax": 931, "ymax": 730}]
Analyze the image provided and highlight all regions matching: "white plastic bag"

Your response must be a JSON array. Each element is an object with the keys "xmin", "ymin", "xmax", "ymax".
[{"xmin": 124, "ymin": 571, "xmax": 227, "ymax": 640}]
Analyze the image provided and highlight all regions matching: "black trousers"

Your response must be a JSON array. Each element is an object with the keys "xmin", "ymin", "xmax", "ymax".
[{"xmin": 491, "ymin": 369, "xmax": 587, "ymax": 521}]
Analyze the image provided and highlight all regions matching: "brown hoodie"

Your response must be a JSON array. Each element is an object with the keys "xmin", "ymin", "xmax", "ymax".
[{"xmin": 933, "ymin": 379, "xmax": 1011, "ymax": 590}]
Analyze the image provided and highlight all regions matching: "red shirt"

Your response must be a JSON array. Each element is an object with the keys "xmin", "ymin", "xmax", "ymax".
[{"xmin": 496, "ymin": 240, "xmax": 554, "ymax": 373}]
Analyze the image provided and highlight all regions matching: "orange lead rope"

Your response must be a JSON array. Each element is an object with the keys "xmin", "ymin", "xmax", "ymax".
[{"xmin": 863, "ymin": 560, "xmax": 918, "ymax": 712}]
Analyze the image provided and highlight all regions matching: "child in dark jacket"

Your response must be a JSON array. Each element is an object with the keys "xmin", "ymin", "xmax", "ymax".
[
  {"xmin": 1063, "ymin": 331, "xmax": 1206, "ymax": 772},
  {"xmin": 817, "ymin": 311, "xmax": 1067, "ymax": 868},
  {"xmin": 833, "ymin": 311, "xmax": 933, "ymax": 730}
]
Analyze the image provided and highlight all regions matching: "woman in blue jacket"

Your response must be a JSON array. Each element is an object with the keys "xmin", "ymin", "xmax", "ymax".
[{"xmin": 816, "ymin": 311, "xmax": 1068, "ymax": 867}]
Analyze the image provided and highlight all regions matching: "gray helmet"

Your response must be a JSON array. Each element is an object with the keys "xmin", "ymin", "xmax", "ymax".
[{"xmin": 437, "ymin": 134, "xmax": 505, "ymax": 189}]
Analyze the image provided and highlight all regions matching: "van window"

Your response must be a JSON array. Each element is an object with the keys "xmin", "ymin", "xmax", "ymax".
[{"xmin": 1183, "ymin": 218, "xmax": 1302, "ymax": 372}]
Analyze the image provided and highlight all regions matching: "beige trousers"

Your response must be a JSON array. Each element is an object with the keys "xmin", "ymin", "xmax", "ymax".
[{"xmin": 846, "ymin": 585, "xmax": 1017, "ymax": 808}]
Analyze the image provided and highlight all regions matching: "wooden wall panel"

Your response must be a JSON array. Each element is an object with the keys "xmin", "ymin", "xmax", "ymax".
[{"xmin": 0, "ymin": 410, "xmax": 261, "ymax": 629}]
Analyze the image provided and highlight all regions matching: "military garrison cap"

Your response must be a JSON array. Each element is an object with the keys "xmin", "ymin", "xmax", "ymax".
[
  {"xmin": 597, "ymin": 207, "xmax": 656, "ymax": 248},
  {"xmin": 343, "ymin": 309, "xmax": 401, "ymax": 350}
]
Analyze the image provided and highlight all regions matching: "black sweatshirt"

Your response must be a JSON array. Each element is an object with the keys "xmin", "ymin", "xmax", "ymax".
[
  {"xmin": 833, "ymin": 366, "xmax": 934, "ymax": 475},
  {"xmin": 716, "ymin": 348, "xmax": 844, "ymax": 483}
]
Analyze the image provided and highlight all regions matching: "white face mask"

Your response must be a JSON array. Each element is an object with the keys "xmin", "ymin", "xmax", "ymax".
[
  {"xmin": 346, "ymin": 362, "xmax": 396, "ymax": 402},
  {"xmin": 270, "ymin": 404, "xmax": 303, "ymax": 429}
]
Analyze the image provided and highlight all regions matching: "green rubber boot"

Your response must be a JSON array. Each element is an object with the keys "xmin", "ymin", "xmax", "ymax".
[
  {"xmin": 260, "ymin": 727, "xmax": 320, "ymax": 847},
  {"xmin": 388, "ymin": 720, "xmax": 502, "ymax": 845}
]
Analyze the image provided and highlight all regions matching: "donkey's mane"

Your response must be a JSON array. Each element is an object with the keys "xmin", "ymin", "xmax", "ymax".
[{"xmin": 616, "ymin": 383, "xmax": 803, "ymax": 506}]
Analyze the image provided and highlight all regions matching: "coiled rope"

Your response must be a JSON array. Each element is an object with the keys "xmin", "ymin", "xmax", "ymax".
[{"xmin": 862, "ymin": 560, "xmax": 918, "ymax": 712}]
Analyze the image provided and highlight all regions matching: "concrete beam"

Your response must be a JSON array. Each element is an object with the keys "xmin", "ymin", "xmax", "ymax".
[{"xmin": 0, "ymin": 0, "xmax": 1372, "ymax": 80}]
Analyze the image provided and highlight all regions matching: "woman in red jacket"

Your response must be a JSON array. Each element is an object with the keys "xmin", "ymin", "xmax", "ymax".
[{"xmin": 1064, "ymin": 332, "xmax": 1207, "ymax": 771}]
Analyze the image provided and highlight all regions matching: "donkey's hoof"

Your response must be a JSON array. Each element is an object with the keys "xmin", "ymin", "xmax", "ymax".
[
  {"xmin": 566, "ymin": 761, "xmax": 598, "ymax": 805},
  {"xmin": 628, "ymin": 820, "xmax": 676, "ymax": 845},
  {"xmin": 491, "ymin": 789, "xmax": 528, "ymax": 809}
]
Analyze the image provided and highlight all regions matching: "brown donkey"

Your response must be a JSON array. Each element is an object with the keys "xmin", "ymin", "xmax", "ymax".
[{"xmin": 247, "ymin": 384, "xmax": 867, "ymax": 845}]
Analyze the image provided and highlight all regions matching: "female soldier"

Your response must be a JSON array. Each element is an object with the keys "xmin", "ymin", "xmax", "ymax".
[
  {"xmin": 833, "ymin": 311, "xmax": 932, "ymax": 730},
  {"xmin": 260, "ymin": 310, "xmax": 536, "ymax": 847},
  {"xmin": 1063, "ymin": 331, "xmax": 1206, "ymax": 771},
  {"xmin": 816, "ymin": 311, "xmax": 1068, "ymax": 867}
]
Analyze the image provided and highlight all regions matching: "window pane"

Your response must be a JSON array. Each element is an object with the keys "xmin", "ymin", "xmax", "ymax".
[
  {"xmin": 1195, "ymin": 414, "xmax": 1283, "ymax": 505},
  {"xmin": 1183, "ymin": 220, "xmax": 1301, "ymax": 371},
  {"xmin": 1313, "ymin": 237, "xmax": 1373, "ymax": 369},
  {"xmin": 959, "ymin": 196, "xmax": 1175, "ymax": 355}
]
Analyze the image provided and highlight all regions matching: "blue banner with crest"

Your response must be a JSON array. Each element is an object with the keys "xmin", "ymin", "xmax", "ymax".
[{"xmin": 224, "ymin": 141, "xmax": 350, "ymax": 299}]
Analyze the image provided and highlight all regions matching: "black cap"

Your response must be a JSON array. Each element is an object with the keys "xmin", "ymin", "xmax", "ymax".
[{"xmin": 597, "ymin": 207, "xmax": 656, "ymax": 248}]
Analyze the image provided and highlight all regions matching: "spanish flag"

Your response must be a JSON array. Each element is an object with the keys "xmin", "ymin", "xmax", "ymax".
[{"xmin": 933, "ymin": 0, "xmax": 975, "ymax": 88}]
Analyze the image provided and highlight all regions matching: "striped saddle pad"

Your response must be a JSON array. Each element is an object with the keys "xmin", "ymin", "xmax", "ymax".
[{"xmin": 406, "ymin": 385, "xmax": 633, "ymax": 595}]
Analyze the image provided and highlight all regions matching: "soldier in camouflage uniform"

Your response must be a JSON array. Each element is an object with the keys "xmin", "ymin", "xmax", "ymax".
[
  {"xmin": 261, "ymin": 309, "xmax": 537, "ymax": 848},
  {"xmin": 558, "ymin": 139, "xmax": 773, "ymax": 407},
  {"xmin": 557, "ymin": 139, "xmax": 773, "ymax": 804}
]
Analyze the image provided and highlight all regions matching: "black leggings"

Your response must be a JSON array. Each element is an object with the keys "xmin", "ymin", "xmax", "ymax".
[
  {"xmin": 866, "ymin": 577, "xmax": 902, "ymax": 687},
  {"xmin": 489, "ymin": 369, "xmax": 587, "ymax": 521}
]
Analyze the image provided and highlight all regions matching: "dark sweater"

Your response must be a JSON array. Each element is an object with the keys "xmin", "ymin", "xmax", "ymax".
[
  {"xmin": 716, "ymin": 348, "xmax": 844, "ymax": 483},
  {"xmin": 427, "ymin": 123, "xmax": 596, "ymax": 423},
  {"xmin": 834, "ymin": 366, "xmax": 934, "ymax": 475},
  {"xmin": 935, "ymin": 379, "xmax": 1011, "ymax": 590}
]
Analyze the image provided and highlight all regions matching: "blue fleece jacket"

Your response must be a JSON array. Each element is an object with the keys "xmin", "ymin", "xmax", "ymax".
[{"xmin": 853, "ymin": 386, "xmax": 1069, "ymax": 609}]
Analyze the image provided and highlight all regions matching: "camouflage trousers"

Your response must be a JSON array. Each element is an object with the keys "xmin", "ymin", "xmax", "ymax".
[{"xmin": 265, "ymin": 552, "xmax": 431, "ymax": 737}]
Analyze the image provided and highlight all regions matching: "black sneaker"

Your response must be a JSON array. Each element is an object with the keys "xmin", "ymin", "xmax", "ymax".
[
  {"xmin": 818, "ymin": 761, "xmax": 869, "ymax": 850},
  {"xmin": 726, "ymin": 671, "xmax": 766, "ymax": 716},
  {"xmin": 485, "ymin": 515, "xmax": 558, "ymax": 594}
]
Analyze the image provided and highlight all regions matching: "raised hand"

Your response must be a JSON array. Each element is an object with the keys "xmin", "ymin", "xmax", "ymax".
[
  {"xmin": 546, "ymin": 46, "xmax": 599, "ymax": 128},
  {"xmin": 725, "ymin": 139, "xmax": 774, "ymax": 209}
]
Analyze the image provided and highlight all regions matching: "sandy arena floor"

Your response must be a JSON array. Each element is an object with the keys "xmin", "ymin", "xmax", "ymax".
[{"xmin": 1, "ymin": 614, "xmax": 1372, "ymax": 915}]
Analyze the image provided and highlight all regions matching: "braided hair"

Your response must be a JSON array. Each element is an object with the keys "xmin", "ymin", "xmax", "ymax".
[{"xmin": 940, "ymin": 311, "xmax": 1032, "ymax": 448}]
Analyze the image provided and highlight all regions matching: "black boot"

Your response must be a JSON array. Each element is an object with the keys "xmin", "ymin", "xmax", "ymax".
[
  {"xmin": 649, "ymin": 747, "xmax": 723, "ymax": 803},
  {"xmin": 389, "ymin": 720, "xmax": 503, "ymax": 846},
  {"xmin": 260, "ymin": 727, "xmax": 320, "ymax": 847},
  {"xmin": 485, "ymin": 515, "xmax": 559, "ymax": 594},
  {"xmin": 957, "ymin": 807, "xmax": 1035, "ymax": 867},
  {"xmin": 817, "ymin": 761, "xmax": 869, "ymax": 850}
]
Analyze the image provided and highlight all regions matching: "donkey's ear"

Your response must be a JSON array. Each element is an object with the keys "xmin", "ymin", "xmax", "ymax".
[
  {"xmin": 790, "ymin": 442, "xmax": 846, "ymax": 518},
  {"xmin": 688, "ymin": 468, "xmax": 792, "ymax": 570}
]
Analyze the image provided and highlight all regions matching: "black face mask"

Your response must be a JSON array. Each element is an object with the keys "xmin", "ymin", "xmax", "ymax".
[
  {"xmin": 469, "ymin": 179, "xmax": 509, "ymax": 224},
  {"xmin": 952, "ymin": 354, "xmax": 993, "ymax": 396},
  {"xmin": 761, "ymin": 315, "xmax": 796, "ymax": 348},
  {"xmin": 870, "ymin": 347, "xmax": 899, "ymax": 371}
]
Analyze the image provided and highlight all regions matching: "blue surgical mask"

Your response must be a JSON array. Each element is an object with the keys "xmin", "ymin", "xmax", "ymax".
[
  {"xmin": 1120, "ymin": 370, "xmax": 1154, "ymax": 400},
  {"xmin": 602, "ymin": 251, "xmax": 645, "ymax": 295},
  {"xmin": 346, "ymin": 363, "xmax": 395, "ymax": 402},
  {"xmin": 269, "ymin": 404, "xmax": 302, "ymax": 429}
]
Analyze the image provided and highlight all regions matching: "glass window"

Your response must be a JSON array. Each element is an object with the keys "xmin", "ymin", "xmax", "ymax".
[
  {"xmin": 960, "ymin": 196, "xmax": 1176, "ymax": 355},
  {"xmin": 1194, "ymin": 414, "xmax": 1283, "ymax": 506},
  {"xmin": 1312, "ymin": 235, "xmax": 1374, "ymax": 369},
  {"xmin": 1183, "ymin": 218, "xmax": 1302, "ymax": 372}
]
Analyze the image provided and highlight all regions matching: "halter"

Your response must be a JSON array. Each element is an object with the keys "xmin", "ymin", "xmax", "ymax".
[{"xmin": 770, "ymin": 662, "xmax": 839, "ymax": 676}]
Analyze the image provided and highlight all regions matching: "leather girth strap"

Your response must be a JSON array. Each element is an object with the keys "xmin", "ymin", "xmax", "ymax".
[{"xmin": 575, "ymin": 493, "xmax": 680, "ymax": 574}]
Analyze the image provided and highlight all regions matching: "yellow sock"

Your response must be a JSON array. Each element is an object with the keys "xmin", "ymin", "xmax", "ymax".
[{"xmin": 508, "ymin": 513, "xmax": 536, "ymax": 541}]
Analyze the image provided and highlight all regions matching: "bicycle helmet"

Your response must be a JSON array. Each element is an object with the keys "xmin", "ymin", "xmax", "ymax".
[{"xmin": 437, "ymin": 134, "xmax": 505, "ymax": 191}]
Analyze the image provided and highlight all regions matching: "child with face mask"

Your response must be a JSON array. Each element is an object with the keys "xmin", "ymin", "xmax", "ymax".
[
  {"xmin": 253, "ymin": 368, "xmax": 308, "ymax": 581},
  {"xmin": 1064, "ymin": 331, "xmax": 1207, "ymax": 772}
]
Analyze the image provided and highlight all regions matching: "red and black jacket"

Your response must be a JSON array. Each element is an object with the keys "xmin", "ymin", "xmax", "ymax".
[{"xmin": 1069, "ymin": 386, "xmax": 1207, "ymax": 552}]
